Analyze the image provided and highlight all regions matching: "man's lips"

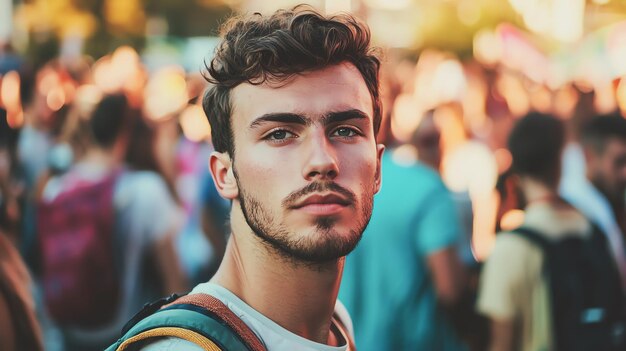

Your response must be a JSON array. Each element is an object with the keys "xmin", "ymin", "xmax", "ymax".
[{"xmin": 291, "ymin": 193, "xmax": 352, "ymax": 215}]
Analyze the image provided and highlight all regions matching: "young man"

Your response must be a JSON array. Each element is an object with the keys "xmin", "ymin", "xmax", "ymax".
[{"xmin": 136, "ymin": 6, "xmax": 384, "ymax": 350}]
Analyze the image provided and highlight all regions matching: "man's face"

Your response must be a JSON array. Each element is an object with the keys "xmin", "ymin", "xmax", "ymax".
[
  {"xmin": 222, "ymin": 62, "xmax": 384, "ymax": 263},
  {"xmin": 587, "ymin": 138, "xmax": 626, "ymax": 203}
]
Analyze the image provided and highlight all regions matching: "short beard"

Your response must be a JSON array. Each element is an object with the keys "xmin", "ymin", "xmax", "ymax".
[{"xmin": 234, "ymin": 169, "xmax": 374, "ymax": 265}]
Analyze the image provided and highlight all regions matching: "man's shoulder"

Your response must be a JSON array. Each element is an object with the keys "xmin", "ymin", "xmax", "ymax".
[{"xmin": 124, "ymin": 290, "xmax": 354, "ymax": 351}]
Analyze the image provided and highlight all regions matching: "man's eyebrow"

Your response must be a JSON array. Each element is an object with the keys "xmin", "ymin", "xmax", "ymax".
[
  {"xmin": 322, "ymin": 109, "xmax": 370, "ymax": 125},
  {"xmin": 249, "ymin": 113, "xmax": 310, "ymax": 129},
  {"xmin": 249, "ymin": 109, "xmax": 369, "ymax": 129}
]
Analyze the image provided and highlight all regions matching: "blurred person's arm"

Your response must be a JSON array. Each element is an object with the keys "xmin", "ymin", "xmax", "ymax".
[
  {"xmin": 414, "ymin": 180, "xmax": 467, "ymax": 307},
  {"xmin": 0, "ymin": 276, "xmax": 17, "ymax": 351},
  {"xmin": 490, "ymin": 319, "xmax": 514, "ymax": 351},
  {"xmin": 427, "ymin": 246, "xmax": 466, "ymax": 306},
  {"xmin": 200, "ymin": 175, "xmax": 228, "ymax": 266},
  {"xmin": 201, "ymin": 206, "xmax": 227, "ymax": 266},
  {"xmin": 135, "ymin": 172, "xmax": 189, "ymax": 294},
  {"xmin": 0, "ymin": 235, "xmax": 43, "ymax": 351},
  {"xmin": 476, "ymin": 234, "xmax": 526, "ymax": 351},
  {"xmin": 154, "ymin": 231, "xmax": 189, "ymax": 294}
]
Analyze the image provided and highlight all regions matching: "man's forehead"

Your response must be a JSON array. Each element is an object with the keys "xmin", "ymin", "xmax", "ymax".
[{"xmin": 229, "ymin": 62, "xmax": 373, "ymax": 124}]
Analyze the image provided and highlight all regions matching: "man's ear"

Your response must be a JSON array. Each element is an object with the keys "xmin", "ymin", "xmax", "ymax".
[
  {"xmin": 209, "ymin": 151, "xmax": 238, "ymax": 200},
  {"xmin": 374, "ymin": 144, "xmax": 385, "ymax": 194}
]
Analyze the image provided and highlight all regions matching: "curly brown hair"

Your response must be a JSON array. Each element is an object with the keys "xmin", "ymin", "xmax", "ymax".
[{"xmin": 202, "ymin": 5, "xmax": 382, "ymax": 156}]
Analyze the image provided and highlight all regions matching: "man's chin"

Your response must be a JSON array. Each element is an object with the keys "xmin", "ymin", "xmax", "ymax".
[{"xmin": 285, "ymin": 230, "xmax": 362, "ymax": 263}]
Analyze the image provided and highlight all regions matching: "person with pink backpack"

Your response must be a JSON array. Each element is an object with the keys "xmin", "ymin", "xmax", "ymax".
[{"xmin": 37, "ymin": 94, "xmax": 188, "ymax": 350}]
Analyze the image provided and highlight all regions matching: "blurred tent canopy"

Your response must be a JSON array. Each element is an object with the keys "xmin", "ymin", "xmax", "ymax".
[
  {"xmin": 6, "ymin": 0, "xmax": 626, "ymax": 69},
  {"xmin": 11, "ymin": 0, "xmax": 233, "ymax": 66}
]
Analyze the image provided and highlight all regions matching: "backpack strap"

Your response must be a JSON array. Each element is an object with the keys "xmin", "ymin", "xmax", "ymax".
[
  {"xmin": 163, "ymin": 294, "xmax": 267, "ymax": 351},
  {"xmin": 509, "ymin": 227, "xmax": 551, "ymax": 251},
  {"xmin": 107, "ymin": 293, "xmax": 267, "ymax": 351}
]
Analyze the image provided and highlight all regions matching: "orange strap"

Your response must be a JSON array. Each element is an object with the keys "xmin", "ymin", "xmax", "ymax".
[
  {"xmin": 167, "ymin": 294, "xmax": 356, "ymax": 351},
  {"xmin": 164, "ymin": 294, "xmax": 267, "ymax": 351}
]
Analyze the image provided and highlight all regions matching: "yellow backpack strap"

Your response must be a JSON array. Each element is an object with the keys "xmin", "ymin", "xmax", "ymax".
[{"xmin": 117, "ymin": 327, "xmax": 222, "ymax": 351}]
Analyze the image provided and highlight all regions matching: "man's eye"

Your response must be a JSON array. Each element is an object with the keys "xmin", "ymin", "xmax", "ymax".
[
  {"xmin": 265, "ymin": 130, "xmax": 295, "ymax": 141},
  {"xmin": 333, "ymin": 127, "xmax": 357, "ymax": 137}
]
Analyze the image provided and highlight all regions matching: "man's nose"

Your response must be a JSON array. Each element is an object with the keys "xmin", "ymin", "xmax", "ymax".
[{"xmin": 302, "ymin": 132, "xmax": 339, "ymax": 181}]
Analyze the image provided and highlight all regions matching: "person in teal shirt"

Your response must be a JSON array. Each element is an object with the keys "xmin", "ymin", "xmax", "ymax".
[{"xmin": 339, "ymin": 150, "xmax": 468, "ymax": 351}]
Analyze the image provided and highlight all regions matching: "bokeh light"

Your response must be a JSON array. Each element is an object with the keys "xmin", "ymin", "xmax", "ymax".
[
  {"xmin": 1, "ymin": 71, "xmax": 24, "ymax": 129},
  {"xmin": 179, "ymin": 104, "xmax": 210, "ymax": 142},
  {"xmin": 500, "ymin": 209, "xmax": 525, "ymax": 231},
  {"xmin": 143, "ymin": 66, "xmax": 188, "ymax": 122}
]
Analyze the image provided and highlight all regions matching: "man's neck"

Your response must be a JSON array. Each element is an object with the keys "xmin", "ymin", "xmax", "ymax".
[
  {"xmin": 210, "ymin": 210, "xmax": 344, "ymax": 346},
  {"xmin": 521, "ymin": 177, "xmax": 559, "ymax": 208}
]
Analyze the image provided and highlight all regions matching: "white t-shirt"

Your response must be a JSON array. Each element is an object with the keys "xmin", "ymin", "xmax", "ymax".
[{"xmin": 141, "ymin": 282, "xmax": 354, "ymax": 351}]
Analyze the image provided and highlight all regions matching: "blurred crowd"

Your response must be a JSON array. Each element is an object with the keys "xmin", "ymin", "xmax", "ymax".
[
  {"xmin": 0, "ymin": 45, "xmax": 230, "ymax": 350},
  {"xmin": 2, "ymin": 18, "xmax": 626, "ymax": 351}
]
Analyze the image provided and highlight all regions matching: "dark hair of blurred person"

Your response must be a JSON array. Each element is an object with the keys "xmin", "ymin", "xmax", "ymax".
[
  {"xmin": 411, "ymin": 109, "xmax": 442, "ymax": 171},
  {"xmin": 508, "ymin": 112, "xmax": 566, "ymax": 190},
  {"xmin": 124, "ymin": 114, "xmax": 180, "ymax": 204},
  {"xmin": 88, "ymin": 94, "xmax": 131, "ymax": 150}
]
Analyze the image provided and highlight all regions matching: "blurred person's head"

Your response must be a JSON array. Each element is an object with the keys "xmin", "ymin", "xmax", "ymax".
[
  {"xmin": 202, "ymin": 6, "xmax": 384, "ymax": 264},
  {"xmin": 124, "ymin": 113, "xmax": 181, "ymax": 204},
  {"xmin": 57, "ymin": 87, "xmax": 103, "ymax": 161},
  {"xmin": 89, "ymin": 94, "xmax": 132, "ymax": 152},
  {"xmin": 580, "ymin": 113, "xmax": 626, "ymax": 205},
  {"xmin": 411, "ymin": 109, "xmax": 441, "ymax": 171},
  {"xmin": 17, "ymin": 66, "xmax": 35, "ymax": 110},
  {"xmin": 124, "ymin": 115, "xmax": 157, "ymax": 171},
  {"xmin": 508, "ymin": 112, "xmax": 565, "ymax": 191}
]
